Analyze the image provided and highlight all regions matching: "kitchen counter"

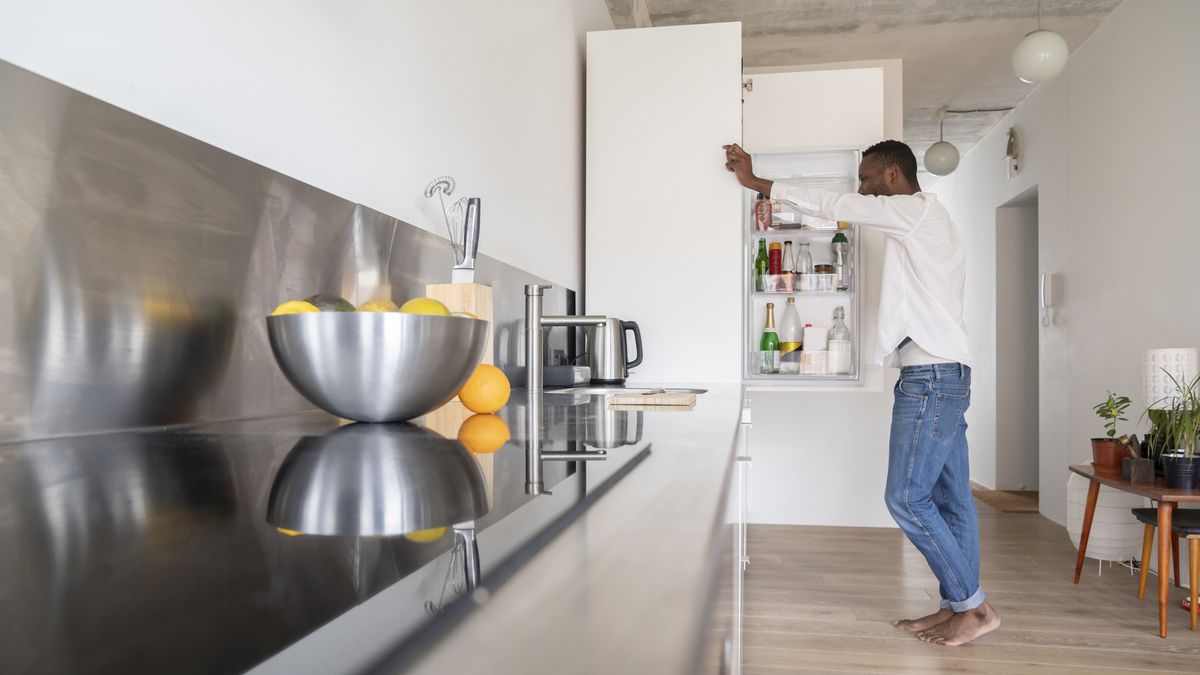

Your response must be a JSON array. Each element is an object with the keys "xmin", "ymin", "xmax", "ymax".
[{"xmin": 0, "ymin": 385, "xmax": 744, "ymax": 674}]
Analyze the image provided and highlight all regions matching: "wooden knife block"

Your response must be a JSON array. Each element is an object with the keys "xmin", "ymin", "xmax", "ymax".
[
  {"xmin": 425, "ymin": 282, "xmax": 493, "ymax": 406},
  {"xmin": 424, "ymin": 282, "xmax": 494, "ymax": 366}
]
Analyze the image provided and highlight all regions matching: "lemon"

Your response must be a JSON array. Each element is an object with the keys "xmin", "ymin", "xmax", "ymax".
[
  {"xmin": 271, "ymin": 300, "xmax": 320, "ymax": 316},
  {"xmin": 399, "ymin": 297, "xmax": 450, "ymax": 316},
  {"xmin": 357, "ymin": 299, "xmax": 400, "ymax": 312},
  {"xmin": 459, "ymin": 364, "xmax": 511, "ymax": 414},
  {"xmin": 276, "ymin": 527, "xmax": 303, "ymax": 537},
  {"xmin": 404, "ymin": 526, "xmax": 448, "ymax": 543},
  {"xmin": 452, "ymin": 311, "xmax": 480, "ymax": 320},
  {"xmin": 458, "ymin": 413, "xmax": 511, "ymax": 454}
]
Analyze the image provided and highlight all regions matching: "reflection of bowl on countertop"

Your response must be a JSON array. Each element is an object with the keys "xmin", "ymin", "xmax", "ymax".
[
  {"xmin": 267, "ymin": 312, "xmax": 489, "ymax": 422},
  {"xmin": 266, "ymin": 422, "xmax": 490, "ymax": 536}
]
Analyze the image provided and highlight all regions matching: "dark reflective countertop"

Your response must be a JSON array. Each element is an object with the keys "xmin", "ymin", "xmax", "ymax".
[{"xmin": 0, "ymin": 391, "xmax": 651, "ymax": 675}]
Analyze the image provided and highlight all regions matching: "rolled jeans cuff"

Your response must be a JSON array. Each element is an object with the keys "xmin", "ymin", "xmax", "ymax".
[{"xmin": 945, "ymin": 587, "xmax": 986, "ymax": 613}]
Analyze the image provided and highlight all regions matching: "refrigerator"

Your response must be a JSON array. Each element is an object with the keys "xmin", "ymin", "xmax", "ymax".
[{"xmin": 742, "ymin": 149, "xmax": 862, "ymax": 383}]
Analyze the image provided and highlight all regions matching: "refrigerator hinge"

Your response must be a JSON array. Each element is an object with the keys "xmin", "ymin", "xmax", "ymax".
[{"xmin": 742, "ymin": 78, "xmax": 753, "ymax": 92}]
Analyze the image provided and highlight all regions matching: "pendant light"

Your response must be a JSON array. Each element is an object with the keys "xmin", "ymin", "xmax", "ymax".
[
  {"xmin": 1013, "ymin": 0, "xmax": 1068, "ymax": 83},
  {"xmin": 924, "ymin": 112, "xmax": 959, "ymax": 176}
]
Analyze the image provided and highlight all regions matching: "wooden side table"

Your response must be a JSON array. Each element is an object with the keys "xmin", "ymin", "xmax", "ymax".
[{"xmin": 1069, "ymin": 464, "xmax": 1200, "ymax": 637}]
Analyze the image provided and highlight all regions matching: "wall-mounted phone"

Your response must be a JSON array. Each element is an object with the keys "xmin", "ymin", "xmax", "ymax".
[{"xmin": 1040, "ymin": 272, "xmax": 1054, "ymax": 327}]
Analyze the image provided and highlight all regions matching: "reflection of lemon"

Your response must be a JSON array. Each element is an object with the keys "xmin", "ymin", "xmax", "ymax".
[
  {"xmin": 459, "ymin": 364, "xmax": 511, "ymax": 414},
  {"xmin": 357, "ymin": 299, "xmax": 400, "ymax": 312},
  {"xmin": 399, "ymin": 297, "xmax": 450, "ymax": 316},
  {"xmin": 276, "ymin": 527, "xmax": 303, "ymax": 537},
  {"xmin": 271, "ymin": 300, "xmax": 320, "ymax": 316},
  {"xmin": 451, "ymin": 311, "xmax": 480, "ymax": 320},
  {"xmin": 404, "ymin": 526, "xmax": 447, "ymax": 543},
  {"xmin": 458, "ymin": 413, "xmax": 510, "ymax": 454}
]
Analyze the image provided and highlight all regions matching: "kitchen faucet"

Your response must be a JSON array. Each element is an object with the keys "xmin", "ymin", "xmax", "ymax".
[{"xmin": 523, "ymin": 284, "xmax": 607, "ymax": 394}]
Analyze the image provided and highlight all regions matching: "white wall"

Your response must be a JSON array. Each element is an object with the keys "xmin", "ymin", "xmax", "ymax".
[
  {"xmin": 0, "ymin": 0, "xmax": 613, "ymax": 291},
  {"xmin": 930, "ymin": 0, "xmax": 1200, "ymax": 524}
]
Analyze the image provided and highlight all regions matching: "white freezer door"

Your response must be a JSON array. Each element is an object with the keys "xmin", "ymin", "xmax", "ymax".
[{"xmin": 585, "ymin": 22, "xmax": 743, "ymax": 385}]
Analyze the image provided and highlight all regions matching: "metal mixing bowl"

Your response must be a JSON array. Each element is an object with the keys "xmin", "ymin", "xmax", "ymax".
[
  {"xmin": 266, "ymin": 422, "xmax": 489, "ymax": 536},
  {"xmin": 267, "ymin": 312, "xmax": 489, "ymax": 422}
]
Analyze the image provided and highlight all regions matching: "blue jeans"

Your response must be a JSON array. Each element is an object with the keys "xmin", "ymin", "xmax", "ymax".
[{"xmin": 885, "ymin": 363, "xmax": 984, "ymax": 612}]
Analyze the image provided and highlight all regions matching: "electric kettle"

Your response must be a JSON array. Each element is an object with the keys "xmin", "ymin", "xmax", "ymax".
[{"xmin": 585, "ymin": 318, "xmax": 642, "ymax": 385}]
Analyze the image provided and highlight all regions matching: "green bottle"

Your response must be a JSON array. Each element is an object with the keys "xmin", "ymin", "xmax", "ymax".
[
  {"xmin": 754, "ymin": 238, "xmax": 768, "ymax": 292},
  {"xmin": 759, "ymin": 302, "xmax": 780, "ymax": 374}
]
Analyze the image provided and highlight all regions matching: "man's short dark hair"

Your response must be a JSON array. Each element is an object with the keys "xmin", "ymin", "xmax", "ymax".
[{"xmin": 863, "ymin": 140, "xmax": 919, "ymax": 184}]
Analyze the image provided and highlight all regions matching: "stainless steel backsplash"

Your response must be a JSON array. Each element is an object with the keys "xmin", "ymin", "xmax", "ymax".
[{"xmin": 0, "ymin": 60, "xmax": 572, "ymax": 442}]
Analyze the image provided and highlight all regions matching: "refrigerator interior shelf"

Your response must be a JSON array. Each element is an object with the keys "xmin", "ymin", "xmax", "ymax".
[{"xmin": 752, "ymin": 290, "xmax": 850, "ymax": 297}]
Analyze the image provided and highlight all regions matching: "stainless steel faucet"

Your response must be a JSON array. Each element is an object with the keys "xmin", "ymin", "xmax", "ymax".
[{"xmin": 524, "ymin": 284, "xmax": 607, "ymax": 394}]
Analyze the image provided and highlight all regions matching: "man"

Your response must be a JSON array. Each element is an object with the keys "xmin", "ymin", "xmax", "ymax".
[{"xmin": 723, "ymin": 140, "xmax": 1000, "ymax": 647}]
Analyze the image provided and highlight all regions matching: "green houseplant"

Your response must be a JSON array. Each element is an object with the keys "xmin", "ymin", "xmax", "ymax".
[
  {"xmin": 1150, "ymin": 371, "xmax": 1200, "ymax": 489},
  {"xmin": 1090, "ymin": 392, "xmax": 1132, "ymax": 467}
]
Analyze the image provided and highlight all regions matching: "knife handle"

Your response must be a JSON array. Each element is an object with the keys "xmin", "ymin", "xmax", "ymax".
[{"xmin": 456, "ymin": 197, "xmax": 481, "ymax": 269}]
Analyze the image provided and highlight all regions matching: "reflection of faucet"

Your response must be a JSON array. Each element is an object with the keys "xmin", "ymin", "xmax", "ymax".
[
  {"xmin": 524, "ymin": 388, "xmax": 606, "ymax": 495},
  {"xmin": 524, "ymin": 284, "xmax": 607, "ymax": 395}
]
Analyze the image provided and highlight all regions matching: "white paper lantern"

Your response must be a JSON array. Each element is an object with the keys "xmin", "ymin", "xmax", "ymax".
[
  {"xmin": 924, "ymin": 141, "xmax": 960, "ymax": 176},
  {"xmin": 1143, "ymin": 348, "xmax": 1198, "ymax": 409},
  {"xmin": 1013, "ymin": 29, "xmax": 1069, "ymax": 83},
  {"xmin": 1066, "ymin": 473, "xmax": 1147, "ymax": 562}
]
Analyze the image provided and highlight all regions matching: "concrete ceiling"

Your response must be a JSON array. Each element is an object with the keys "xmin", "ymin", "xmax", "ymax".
[{"xmin": 604, "ymin": 0, "xmax": 1121, "ymax": 173}]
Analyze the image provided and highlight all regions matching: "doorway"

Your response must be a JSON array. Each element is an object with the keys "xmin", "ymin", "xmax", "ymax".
[{"xmin": 995, "ymin": 188, "xmax": 1040, "ymax": 490}]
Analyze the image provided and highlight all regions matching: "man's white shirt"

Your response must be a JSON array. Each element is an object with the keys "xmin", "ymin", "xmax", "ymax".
[{"xmin": 769, "ymin": 183, "xmax": 972, "ymax": 368}]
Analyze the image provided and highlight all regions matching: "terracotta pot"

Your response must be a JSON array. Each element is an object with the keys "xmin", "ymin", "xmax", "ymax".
[{"xmin": 1091, "ymin": 438, "xmax": 1127, "ymax": 467}]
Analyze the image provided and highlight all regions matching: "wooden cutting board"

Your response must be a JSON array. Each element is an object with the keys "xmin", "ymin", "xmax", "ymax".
[{"xmin": 608, "ymin": 392, "xmax": 697, "ymax": 407}]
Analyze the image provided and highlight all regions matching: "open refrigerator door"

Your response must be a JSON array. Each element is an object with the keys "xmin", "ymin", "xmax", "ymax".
[{"xmin": 743, "ymin": 149, "xmax": 862, "ymax": 384}]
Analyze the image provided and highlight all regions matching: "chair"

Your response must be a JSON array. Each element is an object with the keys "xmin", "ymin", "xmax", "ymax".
[{"xmin": 1131, "ymin": 507, "xmax": 1200, "ymax": 623}]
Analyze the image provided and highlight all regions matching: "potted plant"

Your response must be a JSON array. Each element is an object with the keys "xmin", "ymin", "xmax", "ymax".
[
  {"xmin": 1151, "ymin": 371, "xmax": 1200, "ymax": 489},
  {"xmin": 1091, "ymin": 392, "xmax": 1132, "ymax": 467}
]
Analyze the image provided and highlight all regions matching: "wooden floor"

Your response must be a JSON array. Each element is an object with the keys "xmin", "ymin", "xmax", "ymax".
[{"xmin": 743, "ymin": 501, "xmax": 1200, "ymax": 674}]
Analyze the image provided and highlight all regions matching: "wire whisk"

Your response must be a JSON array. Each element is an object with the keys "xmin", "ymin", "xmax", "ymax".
[{"xmin": 424, "ymin": 175, "xmax": 468, "ymax": 260}]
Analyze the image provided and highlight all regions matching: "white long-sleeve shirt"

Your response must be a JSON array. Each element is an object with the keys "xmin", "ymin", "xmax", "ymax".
[{"xmin": 769, "ymin": 183, "xmax": 972, "ymax": 368}]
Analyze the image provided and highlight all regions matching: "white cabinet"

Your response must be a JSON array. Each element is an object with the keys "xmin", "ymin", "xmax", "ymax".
[
  {"xmin": 742, "ymin": 68, "xmax": 886, "ymax": 153},
  {"xmin": 585, "ymin": 24, "xmax": 899, "ymax": 387},
  {"xmin": 585, "ymin": 22, "xmax": 744, "ymax": 385}
]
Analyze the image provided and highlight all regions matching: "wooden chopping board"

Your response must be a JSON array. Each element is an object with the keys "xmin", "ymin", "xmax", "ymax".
[{"xmin": 608, "ymin": 391, "xmax": 697, "ymax": 408}]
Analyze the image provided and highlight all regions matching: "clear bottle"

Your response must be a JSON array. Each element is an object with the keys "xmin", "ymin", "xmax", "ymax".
[
  {"xmin": 759, "ymin": 302, "xmax": 780, "ymax": 374},
  {"xmin": 829, "ymin": 306, "xmax": 853, "ymax": 374},
  {"xmin": 778, "ymin": 297, "xmax": 803, "ymax": 374},
  {"xmin": 795, "ymin": 242, "xmax": 813, "ymax": 275},
  {"xmin": 782, "ymin": 241, "xmax": 795, "ymax": 274},
  {"xmin": 831, "ymin": 232, "xmax": 850, "ymax": 291}
]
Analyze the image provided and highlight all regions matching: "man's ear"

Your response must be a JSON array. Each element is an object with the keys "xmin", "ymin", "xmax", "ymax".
[{"xmin": 886, "ymin": 164, "xmax": 900, "ymax": 184}]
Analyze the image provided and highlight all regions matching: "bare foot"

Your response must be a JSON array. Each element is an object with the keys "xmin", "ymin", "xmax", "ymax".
[
  {"xmin": 893, "ymin": 608, "xmax": 954, "ymax": 633},
  {"xmin": 917, "ymin": 602, "xmax": 1001, "ymax": 646}
]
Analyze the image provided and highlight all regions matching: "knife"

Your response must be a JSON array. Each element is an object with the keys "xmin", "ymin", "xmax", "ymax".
[{"xmin": 452, "ymin": 197, "xmax": 480, "ymax": 284}]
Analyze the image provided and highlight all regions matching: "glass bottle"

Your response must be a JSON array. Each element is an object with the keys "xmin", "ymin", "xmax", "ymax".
[
  {"xmin": 778, "ymin": 297, "xmax": 803, "ymax": 374},
  {"xmin": 754, "ymin": 238, "xmax": 768, "ymax": 292},
  {"xmin": 782, "ymin": 241, "xmax": 795, "ymax": 274},
  {"xmin": 829, "ymin": 306, "xmax": 853, "ymax": 374},
  {"xmin": 759, "ymin": 302, "xmax": 780, "ymax": 374},
  {"xmin": 754, "ymin": 193, "xmax": 773, "ymax": 231},
  {"xmin": 795, "ymin": 242, "xmax": 813, "ymax": 275},
  {"xmin": 768, "ymin": 242, "xmax": 782, "ymax": 275},
  {"xmin": 832, "ymin": 232, "xmax": 850, "ymax": 291}
]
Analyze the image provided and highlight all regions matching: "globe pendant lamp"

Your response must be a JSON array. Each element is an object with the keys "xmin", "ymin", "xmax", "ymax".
[
  {"xmin": 1013, "ymin": 0, "xmax": 1068, "ymax": 83},
  {"xmin": 924, "ymin": 115, "xmax": 959, "ymax": 176}
]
